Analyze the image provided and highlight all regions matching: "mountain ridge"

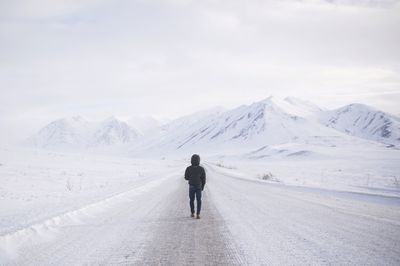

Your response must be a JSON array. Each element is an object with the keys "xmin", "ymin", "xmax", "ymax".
[
  {"xmin": 319, "ymin": 103, "xmax": 400, "ymax": 146},
  {"xmin": 26, "ymin": 97, "xmax": 400, "ymax": 153}
]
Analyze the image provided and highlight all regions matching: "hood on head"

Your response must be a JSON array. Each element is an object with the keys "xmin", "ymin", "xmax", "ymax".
[{"xmin": 191, "ymin": 154, "xmax": 200, "ymax": 166}]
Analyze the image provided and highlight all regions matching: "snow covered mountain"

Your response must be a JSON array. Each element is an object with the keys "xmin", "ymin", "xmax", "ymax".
[
  {"xmin": 270, "ymin": 97, "xmax": 325, "ymax": 118},
  {"xmin": 91, "ymin": 117, "xmax": 139, "ymax": 146},
  {"xmin": 319, "ymin": 104, "xmax": 400, "ymax": 146},
  {"xmin": 27, "ymin": 116, "xmax": 92, "ymax": 149},
  {"xmin": 28, "ymin": 116, "xmax": 140, "ymax": 149},
  {"xmin": 171, "ymin": 97, "xmax": 332, "ymax": 147},
  {"xmin": 27, "ymin": 97, "xmax": 400, "ymax": 153},
  {"xmin": 129, "ymin": 107, "xmax": 226, "ymax": 155},
  {"xmin": 131, "ymin": 97, "xmax": 342, "ymax": 156}
]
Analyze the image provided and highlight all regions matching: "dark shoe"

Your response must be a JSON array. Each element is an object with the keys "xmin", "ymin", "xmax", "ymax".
[
  {"xmin": 196, "ymin": 214, "xmax": 200, "ymax": 219},
  {"xmin": 191, "ymin": 213, "xmax": 195, "ymax": 218}
]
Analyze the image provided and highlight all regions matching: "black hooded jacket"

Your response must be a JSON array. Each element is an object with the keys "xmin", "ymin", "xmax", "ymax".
[{"xmin": 184, "ymin": 154, "xmax": 206, "ymax": 190}]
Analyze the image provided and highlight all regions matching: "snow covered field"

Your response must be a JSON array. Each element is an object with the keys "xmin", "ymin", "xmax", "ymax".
[{"xmin": 207, "ymin": 143, "xmax": 400, "ymax": 197}]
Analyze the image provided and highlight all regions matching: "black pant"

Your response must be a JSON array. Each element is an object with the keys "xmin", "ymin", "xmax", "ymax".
[{"xmin": 189, "ymin": 185, "xmax": 202, "ymax": 215}]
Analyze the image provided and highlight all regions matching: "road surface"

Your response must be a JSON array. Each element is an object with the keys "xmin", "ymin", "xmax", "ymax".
[{"xmin": 1, "ymin": 164, "xmax": 400, "ymax": 265}]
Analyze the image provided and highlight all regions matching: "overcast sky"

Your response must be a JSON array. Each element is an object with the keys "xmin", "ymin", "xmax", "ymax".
[{"xmin": 1, "ymin": 0, "xmax": 400, "ymax": 143}]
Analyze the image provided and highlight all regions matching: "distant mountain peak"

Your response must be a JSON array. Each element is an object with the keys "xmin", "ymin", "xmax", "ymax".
[
  {"xmin": 320, "ymin": 103, "xmax": 400, "ymax": 145},
  {"xmin": 252, "ymin": 96, "xmax": 323, "ymax": 118},
  {"xmin": 92, "ymin": 117, "xmax": 139, "ymax": 146},
  {"xmin": 28, "ymin": 115, "xmax": 139, "ymax": 149}
]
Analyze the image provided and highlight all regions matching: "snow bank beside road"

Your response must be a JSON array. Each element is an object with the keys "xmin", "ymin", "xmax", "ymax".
[
  {"xmin": 0, "ymin": 147, "xmax": 184, "ymax": 235},
  {"xmin": 208, "ymin": 154, "xmax": 400, "ymax": 198},
  {"xmin": 0, "ymin": 172, "xmax": 176, "ymax": 263}
]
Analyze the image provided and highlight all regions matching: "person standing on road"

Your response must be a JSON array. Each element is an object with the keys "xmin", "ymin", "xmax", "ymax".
[{"xmin": 184, "ymin": 154, "xmax": 206, "ymax": 219}]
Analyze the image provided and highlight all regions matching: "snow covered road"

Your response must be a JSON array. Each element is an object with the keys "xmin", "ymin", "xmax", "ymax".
[
  {"xmin": 207, "ymin": 163, "xmax": 400, "ymax": 265},
  {"xmin": 137, "ymin": 175, "xmax": 243, "ymax": 265},
  {"xmin": 1, "ymin": 162, "xmax": 400, "ymax": 265}
]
